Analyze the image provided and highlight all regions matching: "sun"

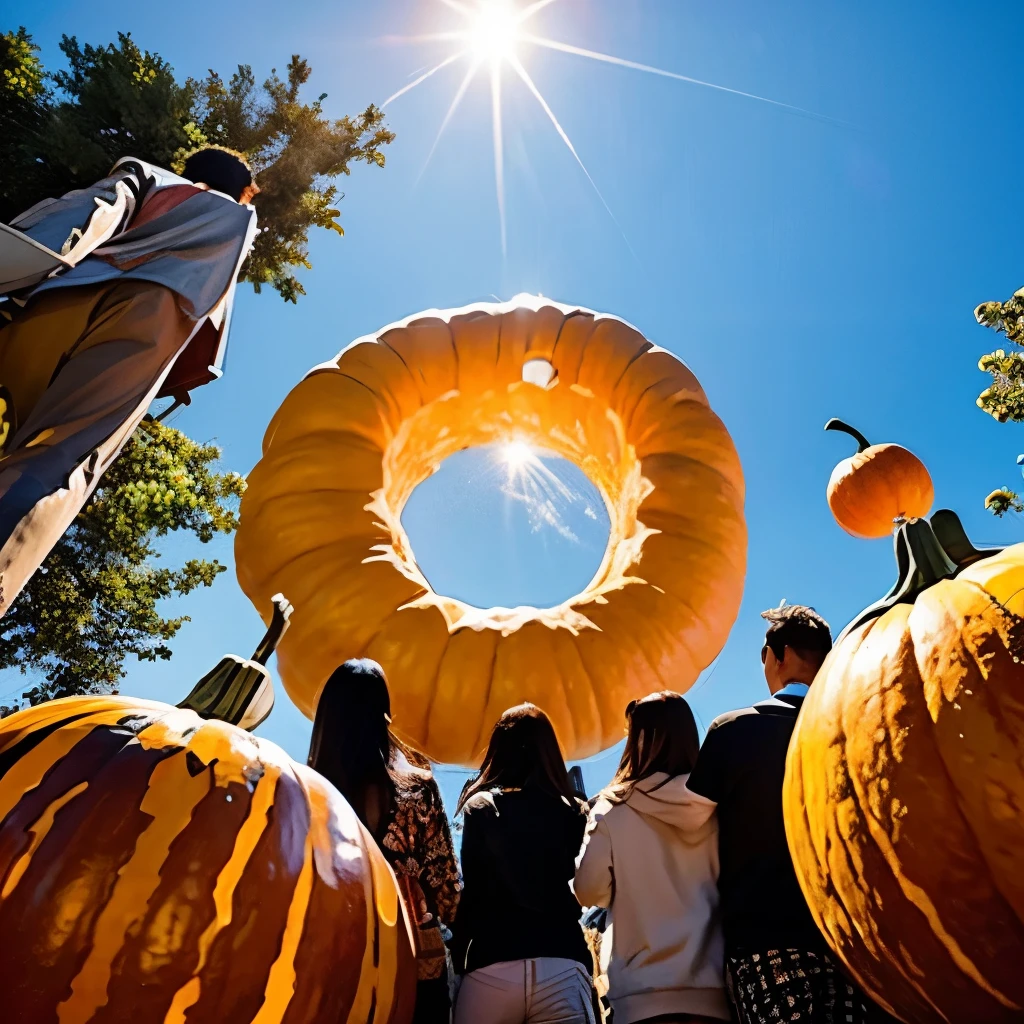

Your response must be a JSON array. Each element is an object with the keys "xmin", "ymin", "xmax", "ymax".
[
  {"xmin": 383, "ymin": 1, "xmax": 841, "ymax": 254},
  {"xmin": 501, "ymin": 440, "xmax": 535, "ymax": 473},
  {"xmin": 469, "ymin": 0, "xmax": 521, "ymax": 62}
]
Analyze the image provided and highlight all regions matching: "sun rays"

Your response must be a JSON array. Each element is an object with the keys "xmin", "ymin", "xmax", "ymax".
[
  {"xmin": 383, "ymin": 0, "xmax": 843, "ymax": 253},
  {"xmin": 497, "ymin": 440, "xmax": 597, "ymax": 543}
]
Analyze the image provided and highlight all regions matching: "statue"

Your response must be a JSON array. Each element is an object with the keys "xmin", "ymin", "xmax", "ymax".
[{"xmin": 0, "ymin": 147, "xmax": 259, "ymax": 616}]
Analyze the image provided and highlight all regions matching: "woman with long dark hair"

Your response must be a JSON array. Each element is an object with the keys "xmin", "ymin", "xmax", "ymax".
[
  {"xmin": 574, "ymin": 691, "xmax": 728, "ymax": 1024},
  {"xmin": 450, "ymin": 703, "xmax": 594, "ymax": 1024},
  {"xmin": 308, "ymin": 659, "xmax": 461, "ymax": 1024}
]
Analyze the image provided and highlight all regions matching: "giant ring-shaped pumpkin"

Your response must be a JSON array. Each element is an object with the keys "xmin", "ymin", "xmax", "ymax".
[{"xmin": 236, "ymin": 295, "xmax": 747, "ymax": 764}]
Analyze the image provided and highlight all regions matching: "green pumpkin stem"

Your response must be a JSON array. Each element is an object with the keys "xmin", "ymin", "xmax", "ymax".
[
  {"xmin": 825, "ymin": 418, "xmax": 872, "ymax": 453},
  {"xmin": 839, "ymin": 512, "xmax": 1001, "ymax": 641},
  {"xmin": 177, "ymin": 594, "xmax": 293, "ymax": 732},
  {"xmin": 930, "ymin": 509, "xmax": 1001, "ymax": 569}
]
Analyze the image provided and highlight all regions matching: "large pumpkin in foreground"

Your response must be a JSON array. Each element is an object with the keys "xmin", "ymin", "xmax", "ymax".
[
  {"xmin": 0, "ymin": 607, "xmax": 415, "ymax": 1024},
  {"xmin": 236, "ymin": 295, "xmax": 746, "ymax": 764},
  {"xmin": 784, "ymin": 438, "xmax": 1024, "ymax": 1022}
]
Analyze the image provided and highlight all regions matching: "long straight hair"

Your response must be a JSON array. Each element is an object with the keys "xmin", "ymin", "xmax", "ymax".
[
  {"xmin": 456, "ymin": 703, "xmax": 575, "ymax": 814},
  {"xmin": 307, "ymin": 659, "xmax": 398, "ymax": 837},
  {"xmin": 607, "ymin": 691, "xmax": 700, "ymax": 800}
]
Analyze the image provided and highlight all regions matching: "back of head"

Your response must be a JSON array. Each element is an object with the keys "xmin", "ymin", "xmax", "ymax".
[
  {"xmin": 761, "ymin": 603, "xmax": 832, "ymax": 669},
  {"xmin": 307, "ymin": 659, "xmax": 395, "ymax": 827},
  {"xmin": 181, "ymin": 146, "xmax": 253, "ymax": 201},
  {"xmin": 457, "ymin": 703, "xmax": 574, "ymax": 813},
  {"xmin": 608, "ymin": 690, "xmax": 699, "ymax": 800}
]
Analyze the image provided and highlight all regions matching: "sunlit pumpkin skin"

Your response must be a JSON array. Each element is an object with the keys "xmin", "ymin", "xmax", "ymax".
[
  {"xmin": 825, "ymin": 419, "xmax": 934, "ymax": 538},
  {"xmin": 784, "ymin": 520, "xmax": 1024, "ymax": 1023},
  {"xmin": 235, "ymin": 295, "xmax": 747, "ymax": 765},
  {"xmin": 0, "ymin": 696, "xmax": 416, "ymax": 1024}
]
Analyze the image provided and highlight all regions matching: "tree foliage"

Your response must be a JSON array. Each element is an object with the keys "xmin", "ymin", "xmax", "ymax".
[
  {"xmin": 0, "ymin": 28, "xmax": 394, "ymax": 301},
  {"xmin": 974, "ymin": 286, "xmax": 1024, "ymax": 516},
  {"xmin": 0, "ymin": 419, "xmax": 244, "ymax": 714}
]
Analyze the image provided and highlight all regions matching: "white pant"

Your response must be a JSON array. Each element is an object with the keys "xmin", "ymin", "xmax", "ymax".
[{"xmin": 454, "ymin": 958, "xmax": 596, "ymax": 1024}]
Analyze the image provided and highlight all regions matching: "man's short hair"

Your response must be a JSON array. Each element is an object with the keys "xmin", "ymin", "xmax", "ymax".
[
  {"xmin": 761, "ymin": 602, "xmax": 832, "ymax": 663},
  {"xmin": 181, "ymin": 146, "xmax": 253, "ymax": 201}
]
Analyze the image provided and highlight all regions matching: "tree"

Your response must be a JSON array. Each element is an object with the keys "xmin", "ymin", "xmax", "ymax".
[
  {"xmin": 974, "ymin": 287, "xmax": 1024, "ymax": 516},
  {"xmin": 0, "ymin": 419, "xmax": 245, "ymax": 714},
  {"xmin": 0, "ymin": 29, "xmax": 394, "ymax": 301}
]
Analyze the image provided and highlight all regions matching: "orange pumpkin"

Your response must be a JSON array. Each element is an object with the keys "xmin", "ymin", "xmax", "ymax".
[
  {"xmin": 825, "ymin": 418, "xmax": 934, "ymax": 538},
  {"xmin": 235, "ymin": 295, "xmax": 747, "ymax": 765},
  {"xmin": 0, "ymin": 601, "xmax": 415, "ymax": 1024},
  {"xmin": 784, "ymin": 505, "xmax": 1024, "ymax": 1023}
]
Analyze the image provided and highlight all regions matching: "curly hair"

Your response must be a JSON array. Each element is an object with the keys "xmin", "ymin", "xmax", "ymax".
[{"xmin": 761, "ymin": 602, "xmax": 832, "ymax": 662}]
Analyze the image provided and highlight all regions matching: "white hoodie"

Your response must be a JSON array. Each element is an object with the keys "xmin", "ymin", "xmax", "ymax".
[{"xmin": 574, "ymin": 772, "xmax": 728, "ymax": 1023}]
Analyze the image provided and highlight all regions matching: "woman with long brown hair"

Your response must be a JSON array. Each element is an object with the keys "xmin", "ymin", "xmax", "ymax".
[
  {"xmin": 308, "ymin": 659, "xmax": 461, "ymax": 1024},
  {"xmin": 450, "ymin": 703, "xmax": 594, "ymax": 1024},
  {"xmin": 574, "ymin": 691, "xmax": 728, "ymax": 1024}
]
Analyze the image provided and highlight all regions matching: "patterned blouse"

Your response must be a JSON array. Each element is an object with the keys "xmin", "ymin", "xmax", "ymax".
[{"xmin": 380, "ymin": 761, "xmax": 462, "ymax": 979}]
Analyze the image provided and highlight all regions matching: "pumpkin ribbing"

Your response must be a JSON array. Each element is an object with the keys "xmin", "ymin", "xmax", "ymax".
[
  {"xmin": 0, "ymin": 698, "xmax": 415, "ymax": 1024},
  {"xmin": 783, "ymin": 510, "xmax": 1024, "ymax": 1023},
  {"xmin": 825, "ymin": 419, "xmax": 934, "ymax": 539},
  {"xmin": 235, "ymin": 295, "xmax": 747, "ymax": 765}
]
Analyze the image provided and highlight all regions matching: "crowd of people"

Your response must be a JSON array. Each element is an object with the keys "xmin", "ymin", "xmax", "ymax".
[{"xmin": 307, "ymin": 604, "xmax": 897, "ymax": 1024}]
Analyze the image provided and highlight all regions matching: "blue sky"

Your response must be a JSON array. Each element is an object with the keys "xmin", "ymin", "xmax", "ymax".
[{"xmin": 3, "ymin": 0, "xmax": 1023, "ymax": 809}]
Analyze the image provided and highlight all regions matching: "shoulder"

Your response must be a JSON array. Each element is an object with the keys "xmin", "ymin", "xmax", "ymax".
[
  {"xmin": 708, "ymin": 692, "xmax": 802, "ymax": 733},
  {"xmin": 393, "ymin": 766, "xmax": 442, "ymax": 813},
  {"xmin": 705, "ymin": 703, "xmax": 774, "ymax": 734},
  {"xmin": 461, "ymin": 789, "xmax": 500, "ymax": 818},
  {"xmin": 587, "ymin": 795, "xmax": 618, "ymax": 824}
]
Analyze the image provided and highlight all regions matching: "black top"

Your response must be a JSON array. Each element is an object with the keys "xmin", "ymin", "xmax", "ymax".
[
  {"xmin": 687, "ymin": 692, "xmax": 823, "ymax": 953},
  {"xmin": 450, "ymin": 787, "xmax": 591, "ymax": 974}
]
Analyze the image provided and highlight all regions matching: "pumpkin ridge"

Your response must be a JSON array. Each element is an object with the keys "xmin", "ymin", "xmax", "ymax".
[
  {"xmin": 0, "ymin": 737, "xmax": 181, "ymax": 1017},
  {"xmin": 417, "ymin": 630, "xmax": 454, "ymax": 764},
  {"xmin": 911, "ymin": 586, "xmax": 1024, "ymax": 934},
  {"xmin": 909, "ymin": 617, "xmax": 1024, "ymax": 1003},
  {"xmin": 58, "ymin": 751, "xmax": 211, "ymax": 1021},
  {"xmin": 471, "ymin": 635, "xmax": 503, "ymax": 758},
  {"xmin": 835, "ymin": 636, "xmax": 1010, "ymax": 1006},
  {"xmin": 561, "ymin": 636, "xmax": 604, "ymax": 755}
]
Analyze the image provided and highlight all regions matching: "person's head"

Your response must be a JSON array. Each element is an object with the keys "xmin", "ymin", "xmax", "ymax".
[
  {"xmin": 181, "ymin": 146, "xmax": 259, "ymax": 204},
  {"xmin": 307, "ymin": 658, "xmax": 395, "ymax": 824},
  {"xmin": 608, "ymin": 690, "xmax": 700, "ymax": 799},
  {"xmin": 760, "ymin": 603, "xmax": 832, "ymax": 694},
  {"xmin": 456, "ymin": 703, "xmax": 575, "ymax": 814}
]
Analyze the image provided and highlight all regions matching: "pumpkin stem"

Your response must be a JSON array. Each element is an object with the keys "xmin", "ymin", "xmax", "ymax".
[
  {"xmin": 824, "ymin": 418, "xmax": 872, "ymax": 453},
  {"xmin": 930, "ymin": 509, "xmax": 1001, "ymax": 569},
  {"xmin": 252, "ymin": 594, "xmax": 294, "ymax": 665},
  {"xmin": 177, "ymin": 594, "xmax": 293, "ymax": 732},
  {"xmin": 839, "ymin": 514, "xmax": 1002, "ymax": 640}
]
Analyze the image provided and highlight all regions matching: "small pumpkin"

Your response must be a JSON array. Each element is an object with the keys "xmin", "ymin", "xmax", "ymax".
[
  {"xmin": 235, "ymin": 295, "xmax": 747, "ymax": 765},
  {"xmin": 0, "ymin": 597, "xmax": 415, "ymax": 1024},
  {"xmin": 825, "ymin": 418, "xmax": 934, "ymax": 538},
  {"xmin": 784, "ymin": 494, "xmax": 1024, "ymax": 1021}
]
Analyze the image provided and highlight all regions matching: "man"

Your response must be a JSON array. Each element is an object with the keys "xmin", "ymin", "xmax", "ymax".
[
  {"xmin": 687, "ymin": 603, "xmax": 886, "ymax": 1024},
  {"xmin": 0, "ymin": 147, "xmax": 259, "ymax": 616}
]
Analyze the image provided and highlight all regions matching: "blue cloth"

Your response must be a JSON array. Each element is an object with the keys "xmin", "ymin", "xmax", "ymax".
[
  {"xmin": 775, "ymin": 682, "xmax": 809, "ymax": 698},
  {"xmin": 10, "ymin": 157, "xmax": 256, "ymax": 324}
]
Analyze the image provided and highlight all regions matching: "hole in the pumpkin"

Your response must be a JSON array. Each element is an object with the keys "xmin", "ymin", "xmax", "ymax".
[
  {"xmin": 522, "ymin": 358, "xmax": 556, "ymax": 387},
  {"xmin": 401, "ymin": 443, "xmax": 610, "ymax": 609}
]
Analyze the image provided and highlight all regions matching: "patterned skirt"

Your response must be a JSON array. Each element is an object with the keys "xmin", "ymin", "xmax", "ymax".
[{"xmin": 725, "ymin": 947, "xmax": 892, "ymax": 1024}]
